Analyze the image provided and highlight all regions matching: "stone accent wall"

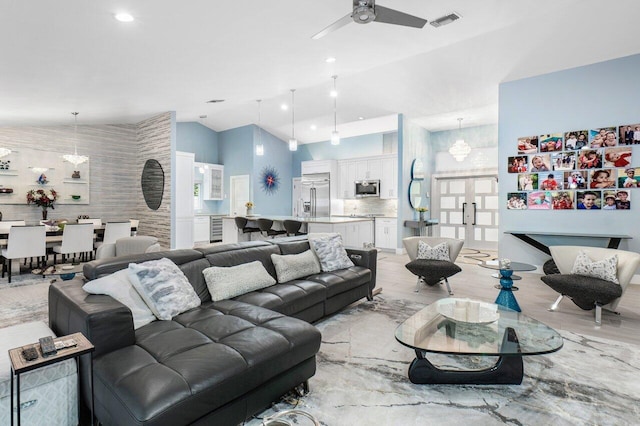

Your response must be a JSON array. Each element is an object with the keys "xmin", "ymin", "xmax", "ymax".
[
  {"xmin": 0, "ymin": 124, "xmax": 138, "ymax": 223},
  {"xmin": 136, "ymin": 112, "xmax": 173, "ymax": 248}
]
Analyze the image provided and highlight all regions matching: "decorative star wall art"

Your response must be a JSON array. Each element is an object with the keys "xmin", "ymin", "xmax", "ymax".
[{"xmin": 260, "ymin": 165, "xmax": 280, "ymax": 194}]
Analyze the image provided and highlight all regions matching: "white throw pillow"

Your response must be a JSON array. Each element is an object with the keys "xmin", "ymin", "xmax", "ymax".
[
  {"xmin": 203, "ymin": 261, "xmax": 276, "ymax": 302},
  {"xmin": 308, "ymin": 233, "xmax": 354, "ymax": 272},
  {"xmin": 83, "ymin": 269, "xmax": 156, "ymax": 329},
  {"xmin": 417, "ymin": 241, "xmax": 450, "ymax": 261},
  {"xmin": 128, "ymin": 257, "xmax": 202, "ymax": 320},
  {"xmin": 271, "ymin": 250, "xmax": 321, "ymax": 283},
  {"xmin": 571, "ymin": 251, "xmax": 619, "ymax": 284}
]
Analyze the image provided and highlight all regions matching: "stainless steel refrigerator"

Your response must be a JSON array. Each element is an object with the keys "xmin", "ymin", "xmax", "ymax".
[{"xmin": 301, "ymin": 173, "xmax": 330, "ymax": 217}]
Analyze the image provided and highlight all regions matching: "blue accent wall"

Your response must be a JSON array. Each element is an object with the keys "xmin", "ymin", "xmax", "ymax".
[
  {"xmin": 430, "ymin": 124, "xmax": 498, "ymax": 152},
  {"xmin": 176, "ymin": 122, "xmax": 219, "ymax": 163},
  {"xmin": 292, "ymin": 132, "xmax": 387, "ymax": 177},
  {"xmin": 498, "ymin": 53, "xmax": 640, "ymax": 266},
  {"xmin": 218, "ymin": 125, "xmax": 254, "ymax": 215},
  {"xmin": 253, "ymin": 126, "xmax": 293, "ymax": 215}
]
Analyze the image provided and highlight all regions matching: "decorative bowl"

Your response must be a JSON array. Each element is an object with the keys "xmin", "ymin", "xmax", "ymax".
[
  {"xmin": 71, "ymin": 195, "xmax": 81, "ymax": 200},
  {"xmin": 436, "ymin": 298, "xmax": 499, "ymax": 324}
]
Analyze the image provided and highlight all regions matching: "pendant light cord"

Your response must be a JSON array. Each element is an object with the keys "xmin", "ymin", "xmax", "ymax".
[
  {"xmin": 291, "ymin": 89, "xmax": 296, "ymax": 140},
  {"xmin": 257, "ymin": 99, "xmax": 262, "ymax": 142},
  {"xmin": 333, "ymin": 76, "xmax": 338, "ymax": 132},
  {"xmin": 72, "ymin": 112, "xmax": 79, "ymax": 155}
]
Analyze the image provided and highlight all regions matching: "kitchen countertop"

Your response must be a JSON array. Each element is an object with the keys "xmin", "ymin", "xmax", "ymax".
[{"xmin": 223, "ymin": 215, "xmax": 374, "ymax": 224}]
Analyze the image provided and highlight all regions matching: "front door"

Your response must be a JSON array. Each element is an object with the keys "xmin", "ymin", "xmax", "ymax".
[{"xmin": 432, "ymin": 175, "xmax": 499, "ymax": 250}]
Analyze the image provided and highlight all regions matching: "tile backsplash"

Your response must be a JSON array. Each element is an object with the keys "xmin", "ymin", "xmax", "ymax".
[{"xmin": 343, "ymin": 198, "xmax": 398, "ymax": 217}]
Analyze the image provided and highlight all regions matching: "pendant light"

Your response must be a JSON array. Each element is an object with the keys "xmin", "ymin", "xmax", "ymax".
[
  {"xmin": 63, "ymin": 112, "xmax": 89, "ymax": 167},
  {"xmin": 448, "ymin": 118, "xmax": 471, "ymax": 162},
  {"xmin": 330, "ymin": 75, "xmax": 340, "ymax": 145},
  {"xmin": 255, "ymin": 100, "xmax": 264, "ymax": 156},
  {"xmin": 289, "ymin": 89, "xmax": 298, "ymax": 151}
]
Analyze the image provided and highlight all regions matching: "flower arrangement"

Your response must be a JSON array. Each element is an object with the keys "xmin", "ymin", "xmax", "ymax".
[
  {"xmin": 27, "ymin": 188, "xmax": 58, "ymax": 209},
  {"xmin": 245, "ymin": 201, "xmax": 254, "ymax": 209},
  {"xmin": 415, "ymin": 207, "xmax": 428, "ymax": 212}
]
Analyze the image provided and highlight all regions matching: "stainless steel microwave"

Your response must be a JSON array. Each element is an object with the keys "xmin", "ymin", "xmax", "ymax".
[{"xmin": 355, "ymin": 180, "xmax": 380, "ymax": 198}]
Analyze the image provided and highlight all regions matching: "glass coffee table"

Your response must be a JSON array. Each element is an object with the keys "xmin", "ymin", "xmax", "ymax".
[
  {"xmin": 395, "ymin": 298, "xmax": 563, "ymax": 385},
  {"xmin": 479, "ymin": 260, "xmax": 536, "ymax": 312}
]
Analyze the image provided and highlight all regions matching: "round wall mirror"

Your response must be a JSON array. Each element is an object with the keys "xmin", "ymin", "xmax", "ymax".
[
  {"xmin": 408, "ymin": 180, "xmax": 423, "ymax": 209},
  {"xmin": 411, "ymin": 158, "xmax": 425, "ymax": 180},
  {"xmin": 141, "ymin": 159, "xmax": 165, "ymax": 210}
]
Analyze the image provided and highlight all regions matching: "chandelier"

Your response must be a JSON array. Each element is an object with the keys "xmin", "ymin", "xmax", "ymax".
[
  {"xmin": 63, "ymin": 112, "xmax": 89, "ymax": 167},
  {"xmin": 449, "ymin": 118, "xmax": 471, "ymax": 162}
]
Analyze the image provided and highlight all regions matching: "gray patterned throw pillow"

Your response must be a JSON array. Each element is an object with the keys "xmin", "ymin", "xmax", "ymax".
[
  {"xmin": 271, "ymin": 250, "xmax": 321, "ymax": 283},
  {"xmin": 417, "ymin": 241, "xmax": 450, "ymax": 261},
  {"xmin": 309, "ymin": 233, "xmax": 354, "ymax": 272},
  {"xmin": 571, "ymin": 251, "xmax": 619, "ymax": 284},
  {"xmin": 202, "ymin": 261, "xmax": 276, "ymax": 302},
  {"xmin": 128, "ymin": 257, "xmax": 201, "ymax": 320}
]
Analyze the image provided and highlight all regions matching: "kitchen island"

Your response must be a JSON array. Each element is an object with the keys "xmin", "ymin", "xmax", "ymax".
[{"xmin": 222, "ymin": 216, "xmax": 374, "ymax": 248}]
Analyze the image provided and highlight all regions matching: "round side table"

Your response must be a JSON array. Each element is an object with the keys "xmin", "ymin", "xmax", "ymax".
[{"xmin": 479, "ymin": 261, "xmax": 536, "ymax": 312}]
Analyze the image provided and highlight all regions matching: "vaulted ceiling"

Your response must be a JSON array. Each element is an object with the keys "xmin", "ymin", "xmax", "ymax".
[{"xmin": 2, "ymin": 0, "xmax": 639, "ymax": 143}]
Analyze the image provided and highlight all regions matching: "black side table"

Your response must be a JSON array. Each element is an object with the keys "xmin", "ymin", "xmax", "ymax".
[{"xmin": 9, "ymin": 332, "xmax": 95, "ymax": 426}]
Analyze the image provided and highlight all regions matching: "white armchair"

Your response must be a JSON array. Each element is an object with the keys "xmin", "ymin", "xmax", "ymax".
[
  {"xmin": 95, "ymin": 236, "xmax": 161, "ymax": 260},
  {"xmin": 542, "ymin": 245, "xmax": 640, "ymax": 324},
  {"xmin": 402, "ymin": 237, "xmax": 464, "ymax": 295}
]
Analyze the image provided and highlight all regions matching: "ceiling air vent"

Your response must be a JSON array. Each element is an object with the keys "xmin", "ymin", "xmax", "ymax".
[
  {"xmin": 429, "ymin": 12, "xmax": 461, "ymax": 28},
  {"xmin": 206, "ymin": 99, "xmax": 225, "ymax": 103}
]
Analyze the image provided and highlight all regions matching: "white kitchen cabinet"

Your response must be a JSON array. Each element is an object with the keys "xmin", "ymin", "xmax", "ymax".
[
  {"xmin": 194, "ymin": 216, "xmax": 210, "ymax": 242},
  {"xmin": 307, "ymin": 220, "xmax": 373, "ymax": 248},
  {"xmin": 203, "ymin": 164, "xmax": 224, "ymax": 200},
  {"xmin": 301, "ymin": 160, "xmax": 337, "ymax": 176},
  {"xmin": 337, "ymin": 160, "xmax": 357, "ymax": 199},
  {"xmin": 354, "ymin": 157, "xmax": 386, "ymax": 181},
  {"xmin": 380, "ymin": 156, "xmax": 398, "ymax": 199},
  {"xmin": 175, "ymin": 151, "xmax": 195, "ymax": 249},
  {"xmin": 375, "ymin": 218, "xmax": 397, "ymax": 250}
]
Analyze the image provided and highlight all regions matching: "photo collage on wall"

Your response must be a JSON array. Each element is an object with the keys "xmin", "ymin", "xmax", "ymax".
[{"xmin": 508, "ymin": 123, "xmax": 640, "ymax": 210}]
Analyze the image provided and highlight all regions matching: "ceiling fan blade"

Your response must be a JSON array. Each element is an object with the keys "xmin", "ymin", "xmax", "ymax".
[
  {"xmin": 374, "ymin": 5, "xmax": 427, "ymax": 28},
  {"xmin": 311, "ymin": 12, "xmax": 353, "ymax": 40}
]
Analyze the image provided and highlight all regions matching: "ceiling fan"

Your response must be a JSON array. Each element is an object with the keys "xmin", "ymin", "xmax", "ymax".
[{"xmin": 312, "ymin": 0, "xmax": 427, "ymax": 40}]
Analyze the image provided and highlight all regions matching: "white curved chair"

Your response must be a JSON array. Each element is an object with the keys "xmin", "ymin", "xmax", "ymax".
[
  {"xmin": 544, "ymin": 245, "xmax": 640, "ymax": 324},
  {"xmin": 403, "ymin": 237, "xmax": 464, "ymax": 295},
  {"xmin": 95, "ymin": 236, "xmax": 161, "ymax": 260},
  {"xmin": 52, "ymin": 223, "xmax": 94, "ymax": 264},
  {"xmin": 1, "ymin": 225, "xmax": 46, "ymax": 282}
]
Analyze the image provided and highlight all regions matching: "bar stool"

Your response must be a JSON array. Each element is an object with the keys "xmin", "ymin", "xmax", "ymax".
[
  {"xmin": 283, "ymin": 220, "xmax": 306, "ymax": 236},
  {"xmin": 257, "ymin": 219, "xmax": 287, "ymax": 238},
  {"xmin": 234, "ymin": 217, "xmax": 260, "ymax": 240}
]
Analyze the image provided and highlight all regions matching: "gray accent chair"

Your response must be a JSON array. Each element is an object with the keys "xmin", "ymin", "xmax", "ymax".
[
  {"xmin": 402, "ymin": 237, "xmax": 464, "ymax": 295},
  {"xmin": 541, "ymin": 245, "xmax": 640, "ymax": 325},
  {"xmin": 95, "ymin": 236, "xmax": 161, "ymax": 260}
]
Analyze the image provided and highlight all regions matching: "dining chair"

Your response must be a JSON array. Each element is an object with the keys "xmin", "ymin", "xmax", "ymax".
[
  {"xmin": 1, "ymin": 225, "xmax": 46, "ymax": 283},
  {"xmin": 51, "ymin": 223, "xmax": 94, "ymax": 264},
  {"xmin": 99, "ymin": 221, "xmax": 133, "ymax": 246},
  {"xmin": 78, "ymin": 218, "xmax": 103, "ymax": 229},
  {"xmin": 0, "ymin": 220, "xmax": 27, "ymax": 235}
]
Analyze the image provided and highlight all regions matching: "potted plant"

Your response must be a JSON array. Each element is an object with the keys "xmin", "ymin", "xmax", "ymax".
[
  {"xmin": 27, "ymin": 188, "xmax": 58, "ymax": 220},
  {"xmin": 245, "ymin": 201, "xmax": 254, "ymax": 216}
]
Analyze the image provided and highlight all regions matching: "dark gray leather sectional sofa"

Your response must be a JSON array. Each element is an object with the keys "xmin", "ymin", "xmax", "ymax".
[{"xmin": 48, "ymin": 238, "xmax": 377, "ymax": 425}]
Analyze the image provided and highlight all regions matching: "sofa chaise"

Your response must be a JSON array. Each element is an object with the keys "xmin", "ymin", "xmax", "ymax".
[{"xmin": 48, "ymin": 237, "xmax": 377, "ymax": 425}]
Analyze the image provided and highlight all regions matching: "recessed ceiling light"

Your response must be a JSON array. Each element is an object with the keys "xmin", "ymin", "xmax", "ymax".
[
  {"xmin": 114, "ymin": 13, "xmax": 134, "ymax": 22},
  {"xmin": 281, "ymin": 104, "xmax": 288, "ymax": 110},
  {"xmin": 310, "ymin": 125, "xmax": 317, "ymax": 130},
  {"xmin": 358, "ymin": 116, "xmax": 365, "ymax": 120},
  {"xmin": 325, "ymin": 57, "xmax": 336, "ymax": 63},
  {"xmin": 330, "ymin": 90, "xmax": 338, "ymax": 98}
]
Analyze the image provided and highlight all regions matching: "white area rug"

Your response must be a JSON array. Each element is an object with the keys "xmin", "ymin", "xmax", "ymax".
[
  {"xmin": 250, "ymin": 295, "xmax": 640, "ymax": 426},
  {"xmin": 3, "ymin": 276, "xmax": 638, "ymax": 425}
]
